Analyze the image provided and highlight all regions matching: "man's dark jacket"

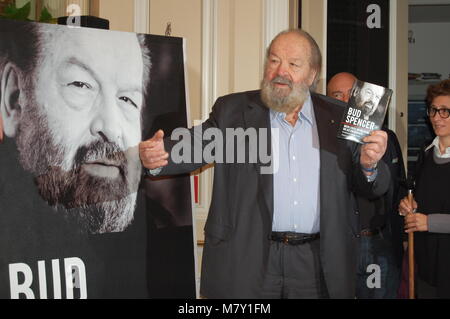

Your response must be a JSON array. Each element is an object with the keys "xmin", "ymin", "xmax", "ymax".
[{"xmin": 160, "ymin": 90, "xmax": 391, "ymax": 298}]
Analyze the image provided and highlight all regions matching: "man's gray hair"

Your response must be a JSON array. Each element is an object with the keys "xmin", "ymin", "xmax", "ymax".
[{"xmin": 265, "ymin": 29, "xmax": 322, "ymax": 91}]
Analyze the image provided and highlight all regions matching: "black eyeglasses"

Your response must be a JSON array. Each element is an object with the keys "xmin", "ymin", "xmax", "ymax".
[{"xmin": 427, "ymin": 107, "xmax": 450, "ymax": 119}]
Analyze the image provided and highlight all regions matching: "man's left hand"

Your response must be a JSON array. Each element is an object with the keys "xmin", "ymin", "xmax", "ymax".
[{"xmin": 360, "ymin": 130, "xmax": 387, "ymax": 171}]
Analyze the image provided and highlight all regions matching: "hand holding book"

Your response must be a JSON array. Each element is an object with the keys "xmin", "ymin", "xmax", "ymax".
[{"xmin": 359, "ymin": 130, "xmax": 388, "ymax": 175}]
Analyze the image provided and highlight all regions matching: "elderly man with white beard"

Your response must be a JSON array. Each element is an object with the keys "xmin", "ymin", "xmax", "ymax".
[{"xmin": 139, "ymin": 29, "xmax": 391, "ymax": 299}]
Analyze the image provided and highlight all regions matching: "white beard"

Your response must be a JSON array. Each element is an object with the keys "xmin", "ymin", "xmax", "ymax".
[{"xmin": 261, "ymin": 76, "xmax": 309, "ymax": 114}]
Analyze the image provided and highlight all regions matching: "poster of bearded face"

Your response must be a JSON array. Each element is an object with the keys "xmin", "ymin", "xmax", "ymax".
[{"xmin": 0, "ymin": 19, "xmax": 196, "ymax": 299}]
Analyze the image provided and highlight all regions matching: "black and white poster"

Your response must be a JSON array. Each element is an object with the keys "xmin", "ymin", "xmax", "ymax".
[
  {"xmin": 337, "ymin": 80, "xmax": 392, "ymax": 144},
  {"xmin": 0, "ymin": 19, "xmax": 196, "ymax": 299}
]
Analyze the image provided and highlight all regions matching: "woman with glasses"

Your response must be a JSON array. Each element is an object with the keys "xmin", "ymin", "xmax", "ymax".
[{"xmin": 399, "ymin": 79, "xmax": 450, "ymax": 298}]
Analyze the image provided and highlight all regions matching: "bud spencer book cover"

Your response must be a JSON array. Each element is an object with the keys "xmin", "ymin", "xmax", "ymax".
[{"xmin": 337, "ymin": 80, "xmax": 393, "ymax": 144}]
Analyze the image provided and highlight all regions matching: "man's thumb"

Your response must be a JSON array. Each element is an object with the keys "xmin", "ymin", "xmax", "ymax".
[{"xmin": 154, "ymin": 129, "xmax": 165, "ymax": 141}]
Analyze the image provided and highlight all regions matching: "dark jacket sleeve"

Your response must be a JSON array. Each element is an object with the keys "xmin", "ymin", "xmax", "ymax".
[
  {"xmin": 385, "ymin": 129, "xmax": 407, "ymax": 266},
  {"xmin": 351, "ymin": 143, "xmax": 391, "ymax": 200},
  {"xmin": 412, "ymin": 146, "xmax": 429, "ymax": 193},
  {"xmin": 158, "ymin": 96, "xmax": 226, "ymax": 176}
]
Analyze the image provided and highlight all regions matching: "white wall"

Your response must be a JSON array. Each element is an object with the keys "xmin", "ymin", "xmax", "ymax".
[
  {"xmin": 391, "ymin": 0, "xmax": 409, "ymax": 167},
  {"xmin": 409, "ymin": 22, "xmax": 450, "ymax": 78},
  {"xmin": 301, "ymin": 0, "xmax": 327, "ymax": 94}
]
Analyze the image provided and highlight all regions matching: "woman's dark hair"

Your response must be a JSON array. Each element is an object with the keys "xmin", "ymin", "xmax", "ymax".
[{"xmin": 426, "ymin": 79, "xmax": 450, "ymax": 107}]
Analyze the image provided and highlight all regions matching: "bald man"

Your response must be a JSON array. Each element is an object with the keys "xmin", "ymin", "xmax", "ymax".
[
  {"xmin": 327, "ymin": 72, "xmax": 357, "ymax": 103},
  {"xmin": 327, "ymin": 73, "xmax": 406, "ymax": 299}
]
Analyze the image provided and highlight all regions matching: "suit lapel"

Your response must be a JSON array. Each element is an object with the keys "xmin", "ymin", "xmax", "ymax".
[
  {"xmin": 312, "ymin": 94, "xmax": 339, "ymax": 156},
  {"xmin": 311, "ymin": 94, "xmax": 341, "ymax": 221},
  {"xmin": 243, "ymin": 94, "xmax": 274, "ymax": 220}
]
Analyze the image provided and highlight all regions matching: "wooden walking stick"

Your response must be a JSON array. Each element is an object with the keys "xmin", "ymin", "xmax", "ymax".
[{"xmin": 408, "ymin": 188, "xmax": 415, "ymax": 299}]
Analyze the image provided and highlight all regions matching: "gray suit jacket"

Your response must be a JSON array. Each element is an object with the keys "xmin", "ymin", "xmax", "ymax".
[{"xmin": 160, "ymin": 90, "xmax": 390, "ymax": 298}]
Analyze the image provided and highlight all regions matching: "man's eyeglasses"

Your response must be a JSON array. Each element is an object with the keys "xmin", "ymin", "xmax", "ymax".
[{"xmin": 427, "ymin": 107, "xmax": 450, "ymax": 119}]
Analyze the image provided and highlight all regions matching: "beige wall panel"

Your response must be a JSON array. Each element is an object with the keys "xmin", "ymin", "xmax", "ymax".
[
  {"xmin": 216, "ymin": 0, "xmax": 233, "ymax": 98},
  {"xmin": 233, "ymin": 0, "xmax": 263, "ymax": 92},
  {"xmin": 216, "ymin": 0, "xmax": 263, "ymax": 97},
  {"xmin": 301, "ymin": 0, "xmax": 326, "ymax": 94},
  {"xmin": 97, "ymin": 0, "xmax": 134, "ymax": 32}
]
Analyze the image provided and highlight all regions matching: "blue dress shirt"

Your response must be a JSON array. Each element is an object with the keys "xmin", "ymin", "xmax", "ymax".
[{"xmin": 271, "ymin": 94, "xmax": 321, "ymax": 234}]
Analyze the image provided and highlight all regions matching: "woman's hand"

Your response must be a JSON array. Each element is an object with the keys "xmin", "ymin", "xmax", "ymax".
[
  {"xmin": 404, "ymin": 213, "xmax": 428, "ymax": 233},
  {"xmin": 398, "ymin": 196, "xmax": 417, "ymax": 216}
]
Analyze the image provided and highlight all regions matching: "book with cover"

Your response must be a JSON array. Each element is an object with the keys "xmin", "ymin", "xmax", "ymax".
[{"xmin": 337, "ymin": 80, "xmax": 393, "ymax": 144}]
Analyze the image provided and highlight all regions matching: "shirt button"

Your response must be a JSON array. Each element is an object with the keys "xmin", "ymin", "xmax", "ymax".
[
  {"xmin": 293, "ymin": 178, "xmax": 297, "ymax": 182},
  {"xmin": 293, "ymin": 156, "xmax": 296, "ymax": 161},
  {"xmin": 294, "ymin": 201, "xmax": 298, "ymax": 206}
]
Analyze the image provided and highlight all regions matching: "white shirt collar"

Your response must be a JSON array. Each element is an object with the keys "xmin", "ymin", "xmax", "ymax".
[{"xmin": 425, "ymin": 136, "xmax": 450, "ymax": 159}]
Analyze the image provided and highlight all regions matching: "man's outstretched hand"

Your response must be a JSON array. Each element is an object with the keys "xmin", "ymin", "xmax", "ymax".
[{"xmin": 139, "ymin": 130, "xmax": 169, "ymax": 170}]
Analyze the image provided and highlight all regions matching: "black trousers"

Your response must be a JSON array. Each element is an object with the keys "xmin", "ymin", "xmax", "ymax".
[
  {"xmin": 261, "ymin": 239, "xmax": 329, "ymax": 299},
  {"xmin": 417, "ymin": 276, "xmax": 438, "ymax": 299}
]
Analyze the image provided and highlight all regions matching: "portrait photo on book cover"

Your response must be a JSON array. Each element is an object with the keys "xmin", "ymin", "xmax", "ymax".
[{"xmin": 352, "ymin": 80, "xmax": 390, "ymax": 123}]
